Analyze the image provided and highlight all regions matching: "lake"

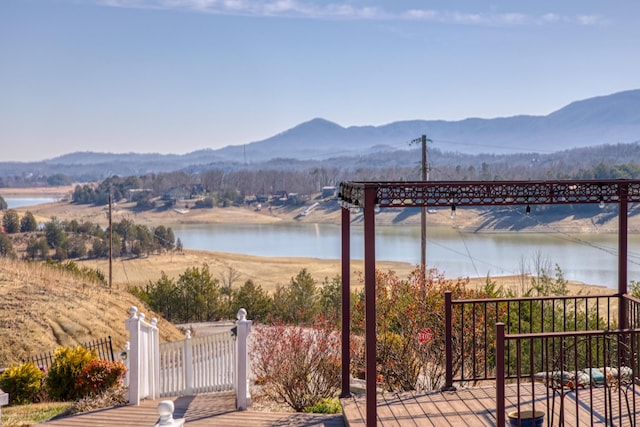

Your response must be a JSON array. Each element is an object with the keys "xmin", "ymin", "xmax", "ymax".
[
  {"xmin": 4, "ymin": 196, "xmax": 639, "ymax": 288},
  {"xmin": 171, "ymin": 223, "xmax": 640, "ymax": 289},
  {"xmin": 4, "ymin": 197, "xmax": 58, "ymax": 209}
]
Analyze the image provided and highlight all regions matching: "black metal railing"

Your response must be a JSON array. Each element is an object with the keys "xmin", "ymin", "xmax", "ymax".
[
  {"xmin": 496, "ymin": 325, "xmax": 640, "ymax": 426},
  {"xmin": 443, "ymin": 291, "xmax": 619, "ymax": 387},
  {"xmin": 25, "ymin": 336, "xmax": 115, "ymax": 370}
]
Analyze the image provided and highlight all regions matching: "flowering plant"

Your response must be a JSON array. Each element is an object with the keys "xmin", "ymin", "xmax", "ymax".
[{"xmin": 74, "ymin": 359, "xmax": 127, "ymax": 397}]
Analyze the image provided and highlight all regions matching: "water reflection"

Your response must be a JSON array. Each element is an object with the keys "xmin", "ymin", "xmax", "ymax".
[
  {"xmin": 172, "ymin": 223, "xmax": 640, "ymax": 288},
  {"xmin": 5, "ymin": 197, "xmax": 58, "ymax": 209}
]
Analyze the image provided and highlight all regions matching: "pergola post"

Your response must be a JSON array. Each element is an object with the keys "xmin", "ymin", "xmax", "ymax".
[
  {"xmin": 364, "ymin": 184, "xmax": 377, "ymax": 426},
  {"xmin": 618, "ymin": 182, "xmax": 629, "ymax": 329},
  {"xmin": 340, "ymin": 205, "xmax": 351, "ymax": 398}
]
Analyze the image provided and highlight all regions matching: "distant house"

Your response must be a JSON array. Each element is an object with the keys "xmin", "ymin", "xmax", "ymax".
[
  {"xmin": 162, "ymin": 187, "xmax": 192, "ymax": 202},
  {"xmin": 322, "ymin": 186, "xmax": 337, "ymax": 199},
  {"xmin": 126, "ymin": 188, "xmax": 152, "ymax": 202},
  {"xmin": 286, "ymin": 193, "xmax": 301, "ymax": 205}
]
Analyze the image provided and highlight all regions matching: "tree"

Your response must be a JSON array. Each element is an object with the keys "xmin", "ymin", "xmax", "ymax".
[
  {"xmin": 91, "ymin": 238, "xmax": 108, "ymax": 258},
  {"xmin": 67, "ymin": 234, "xmax": 87, "ymax": 259},
  {"xmin": 20, "ymin": 211, "xmax": 38, "ymax": 232},
  {"xmin": 153, "ymin": 225, "xmax": 175, "ymax": 251},
  {"xmin": 319, "ymin": 275, "xmax": 342, "ymax": 325},
  {"xmin": 0, "ymin": 195, "xmax": 6, "ymax": 210},
  {"xmin": 26, "ymin": 236, "xmax": 49, "ymax": 260},
  {"xmin": 230, "ymin": 280, "xmax": 273, "ymax": 322},
  {"xmin": 175, "ymin": 264, "xmax": 223, "ymax": 322},
  {"xmin": 2, "ymin": 209, "xmax": 20, "ymax": 233},
  {"xmin": 45, "ymin": 219, "xmax": 68, "ymax": 249},
  {"xmin": 288, "ymin": 269, "xmax": 319, "ymax": 324},
  {"xmin": 131, "ymin": 272, "xmax": 179, "ymax": 322},
  {"xmin": 46, "ymin": 173, "xmax": 71, "ymax": 186},
  {"xmin": 0, "ymin": 232, "xmax": 14, "ymax": 257}
]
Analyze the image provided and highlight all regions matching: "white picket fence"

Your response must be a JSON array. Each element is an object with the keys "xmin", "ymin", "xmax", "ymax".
[
  {"xmin": 124, "ymin": 306, "xmax": 252, "ymax": 410},
  {"xmin": 158, "ymin": 329, "xmax": 235, "ymax": 396}
]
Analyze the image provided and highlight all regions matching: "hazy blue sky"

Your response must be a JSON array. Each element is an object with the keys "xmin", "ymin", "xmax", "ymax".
[{"xmin": 2, "ymin": 0, "xmax": 639, "ymax": 162}]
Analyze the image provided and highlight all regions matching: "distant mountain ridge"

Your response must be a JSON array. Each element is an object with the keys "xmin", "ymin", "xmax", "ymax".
[
  {"xmin": 4, "ymin": 89, "xmax": 640, "ymax": 178},
  {"xmin": 212, "ymin": 89, "xmax": 640, "ymax": 163}
]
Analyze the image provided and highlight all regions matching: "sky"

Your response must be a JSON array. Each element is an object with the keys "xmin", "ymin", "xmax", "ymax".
[{"xmin": 2, "ymin": 0, "xmax": 639, "ymax": 162}]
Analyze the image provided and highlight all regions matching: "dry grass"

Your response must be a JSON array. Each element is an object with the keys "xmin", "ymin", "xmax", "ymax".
[
  {"xmin": 2, "ymin": 401, "xmax": 72, "ymax": 427},
  {"xmin": 77, "ymin": 249, "xmax": 416, "ymax": 292},
  {"xmin": 0, "ymin": 258, "xmax": 183, "ymax": 368}
]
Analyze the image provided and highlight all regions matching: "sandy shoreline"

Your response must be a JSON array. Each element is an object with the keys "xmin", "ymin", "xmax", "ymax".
[{"xmin": 0, "ymin": 185, "xmax": 76, "ymax": 198}]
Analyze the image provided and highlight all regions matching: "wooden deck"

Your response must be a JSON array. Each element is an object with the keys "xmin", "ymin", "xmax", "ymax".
[
  {"xmin": 341, "ymin": 383, "xmax": 640, "ymax": 426},
  {"xmin": 39, "ymin": 384, "xmax": 640, "ymax": 426},
  {"xmin": 42, "ymin": 392, "xmax": 345, "ymax": 427}
]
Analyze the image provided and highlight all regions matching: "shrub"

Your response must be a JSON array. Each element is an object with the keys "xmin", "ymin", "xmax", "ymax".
[
  {"xmin": 45, "ymin": 346, "xmax": 97, "ymax": 401},
  {"xmin": 74, "ymin": 359, "xmax": 127, "ymax": 398},
  {"xmin": 0, "ymin": 362, "xmax": 44, "ymax": 405},
  {"xmin": 303, "ymin": 397, "xmax": 342, "ymax": 414},
  {"xmin": 251, "ymin": 321, "xmax": 341, "ymax": 412}
]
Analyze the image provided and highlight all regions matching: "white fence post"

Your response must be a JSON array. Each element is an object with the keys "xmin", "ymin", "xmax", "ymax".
[
  {"xmin": 184, "ymin": 330, "xmax": 194, "ymax": 396},
  {"xmin": 1, "ymin": 387, "xmax": 9, "ymax": 426},
  {"xmin": 122, "ymin": 341, "xmax": 130, "ymax": 388},
  {"xmin": 125, "ymin": 306, "xmax": 160, "ymax": 405},
  {"xmin": 236, "ymin": 308, "xmax": 252, "ymax": 410}
]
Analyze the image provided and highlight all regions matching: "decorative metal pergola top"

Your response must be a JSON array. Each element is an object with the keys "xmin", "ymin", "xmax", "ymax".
[{"xmin": 338, "ymin": 179, "xmax": 640, "ymax": 209}]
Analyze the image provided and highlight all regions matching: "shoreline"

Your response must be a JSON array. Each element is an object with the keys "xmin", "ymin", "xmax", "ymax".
[{"xmin": 1, "ymin": 187, "xmax": 633, "ymax": 293}]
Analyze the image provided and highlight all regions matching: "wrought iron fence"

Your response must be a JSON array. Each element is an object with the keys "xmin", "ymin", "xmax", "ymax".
[
  {"xmin": 496, "ymin": 326, "xmax": 640, "ymax": 426},
  {"xmin": 25, "ymin": 336, "xmax": 115, "ymax": 370},
  {"xmin": 443, "ymin": 291, "xmax": 619, "ymax": 387}
]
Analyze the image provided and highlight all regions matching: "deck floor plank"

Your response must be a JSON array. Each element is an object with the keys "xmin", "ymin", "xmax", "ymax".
[
  {"xmin": 41, "ymin": 382, "xmax": 640, "ymax": 426},
  {"xmin": 43, "ymin": 392, "xmax": 344, "ymax": 427}
]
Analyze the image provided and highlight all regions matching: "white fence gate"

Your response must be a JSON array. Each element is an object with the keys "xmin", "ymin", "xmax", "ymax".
[
  {"xmin": 159, "ymin": 329, "xmax": 235, "ymax": 396},
  {"xmin": 125, "ymin": 306, "xmax": 252, "ymax": 410}
]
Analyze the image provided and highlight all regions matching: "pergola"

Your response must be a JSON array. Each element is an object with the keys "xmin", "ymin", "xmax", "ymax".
[{"xmin": 337, "ymin": 179, "xmax": 640, "ymax": 427}]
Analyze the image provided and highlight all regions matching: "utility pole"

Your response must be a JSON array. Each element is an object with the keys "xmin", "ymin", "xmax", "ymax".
[
  {"xmin": 109, "ymin": 194, "xmax": 113, "ymax": 289},
  {"xmin": 411, "ymin": 134, "xmax": 430, "ymax": 278}
]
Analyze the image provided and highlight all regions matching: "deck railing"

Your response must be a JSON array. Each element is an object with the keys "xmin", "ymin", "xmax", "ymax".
[
  {"xmin": 443, "ymin": 291, "xmax": 640, "ymax": 425},
  {"xmin": 624, "ymin": 294, "xmax": 640, "ymax": 329},
  {"xmin": 495, "ymin": 325, "xmax": 640, "ymax": 426},
  {"xmin": 443, "ymin": 291, "xmax": 620, "ymax": 388}
]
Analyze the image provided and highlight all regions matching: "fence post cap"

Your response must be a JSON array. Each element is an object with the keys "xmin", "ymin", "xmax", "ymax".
[
  {"xmin": 151, "ymin": 318, "xmax": 158, "ymax": 327},
  {"xmin": 128, "ymin": 306, "xmax": 138, "ymax": 318},
  {"xmin": 237, "ymin": 308, "xmax": 247, "ymax": 321},
  {"xmin": 139, "ymin": 312, "xmax": 146, "ymax": 322},
  {"xmin": 155, "ymin": 400, "xmax": 185, "ymax": 426},
  {"xmin": 185, "ymin": 329, "xmax": 191, "ymax": 339}
]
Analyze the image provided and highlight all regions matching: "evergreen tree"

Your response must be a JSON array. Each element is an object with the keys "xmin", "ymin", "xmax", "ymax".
[
  {"xmin": 20, "ymin": 211, "xmax": 38, "ymax": 232},
  {"xmin": 2, "ymin": 209, "xmax": 20, "ymax": 233}
]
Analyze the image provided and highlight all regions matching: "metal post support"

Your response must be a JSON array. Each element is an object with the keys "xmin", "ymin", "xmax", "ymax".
[
  {"xmin": 341, "ymin": 206, "xmax": 351, "ymax": 398},
  {"xmin": 496, "ymin": 323, "xmax": 506, "ymax": 427},
  {"xmin": 442, "ymin": 291, "xmax": 456, "ymax": 391},
  {"xmin": 619, "ymin": 183, "xmax": 629, "ymax": 330},
  {"xmin": 363, "ymin": 184, "xmax": 377, "ymax": 427}
]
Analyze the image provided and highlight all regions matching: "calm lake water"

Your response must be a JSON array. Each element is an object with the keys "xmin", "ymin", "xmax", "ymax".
[
  {"xmin": 172, "ymin": 223, "xmax": 640, "ymax": 289},
  {"xmin": 5, "ymin": 197, "xmax": 58, "ymax": 208},
  {"xmin": 7, "ymin": 197, "xmax": 639, "ymax": 288}
]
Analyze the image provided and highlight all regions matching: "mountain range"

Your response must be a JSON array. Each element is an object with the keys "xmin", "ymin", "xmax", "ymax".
[
  {"xmin": 4, "ymin": 89, "xmax": 640, "ymax": 180},
  {"xmin": 212, "ymin": 89, "xmax": 640, "ymax": 162}
]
